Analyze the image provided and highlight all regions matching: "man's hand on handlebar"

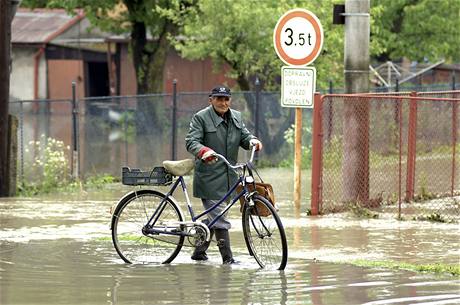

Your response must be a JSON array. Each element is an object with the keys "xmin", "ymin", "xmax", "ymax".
[
  {"xmin": 250, "ymin": 138, "xmax": 263, "ymax": 151},
  {"xmin": 198, "ymin": 146, "xmax": 218, "ymax": 164}
]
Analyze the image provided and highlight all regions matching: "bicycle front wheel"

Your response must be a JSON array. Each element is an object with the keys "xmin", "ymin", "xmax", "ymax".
[
  {"xmin": 242, "ymin": 195, "xmax": 288, "ymax": 270},
  {"xmin": 111, "ymin": 189, "xmax": 184, "ymax": 264}
]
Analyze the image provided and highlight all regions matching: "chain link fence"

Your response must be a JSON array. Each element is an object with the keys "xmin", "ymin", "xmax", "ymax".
[
  {"xmin": 10, "ymin": 90, "xmax": 306, "ymax": 185},
  {"xmin": 9, "ymin": 84, "xmax": 459, "ymax": 223},
  {"xmin": 312, "ymin": 91, "xmax": 459, "ymax": 222}
]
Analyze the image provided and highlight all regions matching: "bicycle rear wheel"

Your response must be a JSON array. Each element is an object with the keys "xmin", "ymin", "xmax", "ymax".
[
  {"xmin": 111, "ymin": 189, "xmax": 184, "ymax": 264},
  {"xmin": 242, "ymin": 195, "xmax": 288, "ymax": 270}
]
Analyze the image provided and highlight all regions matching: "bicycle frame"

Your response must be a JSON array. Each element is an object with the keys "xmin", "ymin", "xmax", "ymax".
[{"xmin": 144, "ymin": 170, "xmax": 252, "ymax": 235}]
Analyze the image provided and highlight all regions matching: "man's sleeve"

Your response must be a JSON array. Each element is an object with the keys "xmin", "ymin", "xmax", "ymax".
[
  {"xmin": 239, "ymin": 120, "xmax": 256, "ymax": 150},
  {"xmin": 185, "ymin": 114, "xmax": 205, "ymax": 157}
]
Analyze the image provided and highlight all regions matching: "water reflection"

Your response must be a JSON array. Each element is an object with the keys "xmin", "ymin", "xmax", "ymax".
[
  {"xmin": 108, "ymin": 264, "xmax": 290, "ymax": 305},
  {"xmin": 1, "ymin": 184, "xmax": 460, "ymax": 305},
  {"xmin": 1, "ymin": 236, "xmax": 460, "ymax": 305}
]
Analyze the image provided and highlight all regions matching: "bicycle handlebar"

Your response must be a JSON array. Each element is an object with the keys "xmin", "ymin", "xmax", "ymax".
[{"xmin": 212, "ymin": 145, "xmax": 257, "ymax": 171}]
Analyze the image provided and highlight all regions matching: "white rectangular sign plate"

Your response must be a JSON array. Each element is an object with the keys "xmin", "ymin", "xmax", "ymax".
[{"xmin": 281, "ymin": 66, "xmax": 316, "ymax": 108}]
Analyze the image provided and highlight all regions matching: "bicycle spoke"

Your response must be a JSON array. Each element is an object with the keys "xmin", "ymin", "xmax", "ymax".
[
  {"xmin": 243, "ymin": 196, "xmax": 287, "ymax": 270},
  {"xmin": 112, "ymin": 190, "xmax": 184, "ymax": 264}
]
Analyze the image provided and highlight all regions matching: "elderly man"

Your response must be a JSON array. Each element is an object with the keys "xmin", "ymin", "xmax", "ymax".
[{"xmin": 185, "ymin": 85, "xmax": 262, "ymax": 264}]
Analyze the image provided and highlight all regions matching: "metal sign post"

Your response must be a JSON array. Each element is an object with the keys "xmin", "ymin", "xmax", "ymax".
[{"xmin": 273, "ymin": 9, "xmax": 323, "ymax": 211}]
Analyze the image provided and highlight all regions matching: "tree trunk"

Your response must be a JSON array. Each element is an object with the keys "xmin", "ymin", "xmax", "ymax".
[
  {"xmin": 125, "ymin": 1, "xmax": 175, "ymax": 166},
  {"xmin": 131, "ymin": 21, "xmax": 149, "ymax": 94},
  {"xmin": 131, "ymin": 17, "xmax": 174, "ymax": 136},
  {"xmin": 0, "ymin": 1, "xmax": 12, "ymax": 196}
]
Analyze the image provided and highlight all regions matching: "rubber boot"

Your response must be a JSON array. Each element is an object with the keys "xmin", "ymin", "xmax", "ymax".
[
  {"xmin": 214, "ymin": 229, "xmax": 235, "ymax": 264},
  {"xmin": 191, "ymin": 229, "xmax": 213, "ymax": 261}
]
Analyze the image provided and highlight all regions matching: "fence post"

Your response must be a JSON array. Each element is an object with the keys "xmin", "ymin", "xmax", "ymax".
[
  {"xmin": 172, "ymin": 79, "xmax": 178, "ymax": 161},
  {"xmin": 254, "ymin": 78, "xmax": 260, "ymax": 164},
  {"xmin": 254, "ymin": 77, "xmax": 260, "ymax": 139},
  {"xmin": 19, "ymin": 100, "xmax": 24, "ymax": 185},
  {"xmin": 451, "ymin": 98, "xmax": 458, "ymax": 196},
  {"xmin": 405, "ymin": 92, "xmax": 417, "ymax": 201},
  {"xmin": 71, "ymin": 82, "xmax": 79, "ymax": 180},
  {"xmin": 452, "ymin": 72, "xmax": 456, "ymax": 90},
  {"xmin": 398, "ymin": 98, "xmax": 403, "ymax": 219},
  {"xmin": 7, "ymin": 115, "xmax": 17, "ymax": 196},
  {"xmin": 294, "ymin": 107, "xmax": 302, "ymax": 211},
  {"xmin": 310, "ymin": 93, "xmax": 323, "ymax": 216},
  {"xmin": 326, "ymin": 80, "xmax": 333, "ymax": 143}
]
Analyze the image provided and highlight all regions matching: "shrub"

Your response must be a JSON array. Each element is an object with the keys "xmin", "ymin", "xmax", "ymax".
[{"xmin": 20, "ymin": 136, "xmax": 70, "ymax": 194}]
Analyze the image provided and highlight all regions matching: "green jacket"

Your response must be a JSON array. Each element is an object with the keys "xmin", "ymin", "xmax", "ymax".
[{"xmin": 185, "ymin": 105, "xmax": 255, "ymax": 199}]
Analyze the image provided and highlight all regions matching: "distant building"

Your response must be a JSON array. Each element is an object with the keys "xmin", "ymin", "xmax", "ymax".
[
  {"xmin": 11, "ymin": 8, "xmax": 234, "ymax": 102},
  {"xmin": 11, "ymin": 8, "xmax": 235, "ymax": 177}
]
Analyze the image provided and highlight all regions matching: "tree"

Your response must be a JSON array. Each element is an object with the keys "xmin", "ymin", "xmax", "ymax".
[
  {"xmin": 174, "ymin": 0, "xmax": 344, "ymax": 90},
  {"xmin": 22, "ymin": 0, "xmax": 195, "ymax": 133},
  {"xmin": 24, "ymin": 0, "xmax": 194, "ymax": 94},
  {"xmin": 172, "ymin": 0, "xmax": 344, "ymax": 155},
  {"xmin": 370, "ymin": 0, "xmax": 460, "ymax": 62}
]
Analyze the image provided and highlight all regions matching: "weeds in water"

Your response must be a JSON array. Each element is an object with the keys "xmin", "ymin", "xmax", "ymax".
[
  {"xmin": 413, "ymin": 213, "xmax": 447, "ymax": 223},
  {"xmin": 347, "ymin": 202, "xmax": 379, "ymax": 219},
  {"xmin": 350, "ymin": 259, "xmax": 460, "ymax": 277}
]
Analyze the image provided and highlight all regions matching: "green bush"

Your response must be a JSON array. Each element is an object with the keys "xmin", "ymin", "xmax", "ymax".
[
  {"xmin": 20, "ymin": 136, "xmax": 70, "ymax": 194},
  {"xmin": 19, "ymin": 136, "xmax": 117, "ymax": 195},
  {"xmin": 279, "ymin": 124, "xmax": 312, "ymax": 169}
]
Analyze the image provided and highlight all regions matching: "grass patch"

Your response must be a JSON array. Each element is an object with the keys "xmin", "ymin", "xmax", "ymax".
[
  {"xmin": 350, "ymin": 259, "xmax": 460, "ymax": 276},
  {"xmin": 94, "ymin": 236, "xmax": 113, "ymax": 242},
  {"xmin": 96, "ymin": 234, "xmax": 172, "ymax": 245},
  {"xmin": 18, "ymin": 173, "xmax": 119, "ymax": 196}
]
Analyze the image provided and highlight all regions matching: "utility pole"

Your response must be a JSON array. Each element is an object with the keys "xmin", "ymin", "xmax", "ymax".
[
  {"xmin": 342, "ymin": 0, "xmax": 370, "ymax": 203},
  {"xmin": 0, "ymin": 0, "xmax": 13, "ymax": 196},
  {"xmin": 0, "ymin": 0, "xmax": 20, "ymax": 196}
]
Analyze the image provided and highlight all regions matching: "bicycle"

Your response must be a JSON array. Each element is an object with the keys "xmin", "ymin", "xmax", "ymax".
[{"xmin": 110, "ymin": 146, "xmax": 288, "ymax": 270}]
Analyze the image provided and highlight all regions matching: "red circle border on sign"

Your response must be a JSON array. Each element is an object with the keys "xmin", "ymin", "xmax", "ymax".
[{"xmin": 274, "ymin": 9, "xmax": 323, "ymax": 66}]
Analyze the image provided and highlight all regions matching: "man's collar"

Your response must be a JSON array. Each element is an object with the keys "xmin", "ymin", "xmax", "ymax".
[{"xmin": 209, "ymin": 106, "xmax": 232, "ymax": 126}]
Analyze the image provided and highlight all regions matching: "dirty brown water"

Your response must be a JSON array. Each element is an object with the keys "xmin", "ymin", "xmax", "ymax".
[{"xmin": 1, "ymin": 169, "xmax": 459, "ymax": 304}]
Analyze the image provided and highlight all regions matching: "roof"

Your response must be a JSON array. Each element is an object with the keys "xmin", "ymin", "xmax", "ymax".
[
  {"xmin": 12, "ymin": 8, "xmax": 84, "ymax": 44},
  {"xmin": 370, "ymin": 60, "xmax": 460, "ymax": 87}
]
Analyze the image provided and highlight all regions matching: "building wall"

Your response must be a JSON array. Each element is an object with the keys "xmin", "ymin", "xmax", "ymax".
[
  {"xmin": 420, "ymin": 68, "xmax": 459, "ymax": 85},
  {"xmin": 118, "ymin": 44, "xmax": 235, "ymax": 95},
  {"xmin": 163, "ymin": 49, "xmax": 235, "ymax": 93},
  {"xmin": 10, "ymin": 47, "xmax": 47, "ymax": 101},
  {"xmin": 47, "ymin": 59, "xmax": 85, "ymax": 100}
]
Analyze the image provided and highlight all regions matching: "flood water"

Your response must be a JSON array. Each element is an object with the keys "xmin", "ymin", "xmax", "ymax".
[{"xmin": 1, "ymin": 170, "xmax": 459, "ymax": 305}]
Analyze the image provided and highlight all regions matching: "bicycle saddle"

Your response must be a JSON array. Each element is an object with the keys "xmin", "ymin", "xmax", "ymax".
[{"xmin": 162, "ymin": 159, "xmax": 194, "ymax": 176}]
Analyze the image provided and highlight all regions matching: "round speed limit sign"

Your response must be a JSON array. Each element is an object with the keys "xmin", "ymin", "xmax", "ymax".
[{"xmin": 273, "ymin": 9, "xmax": 324, "ymax": 66}]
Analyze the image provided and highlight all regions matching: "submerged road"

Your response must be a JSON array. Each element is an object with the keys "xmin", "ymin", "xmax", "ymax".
[{"xmin": 0, "ymin": 186, "xmax": 459, "ymax": 305}]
